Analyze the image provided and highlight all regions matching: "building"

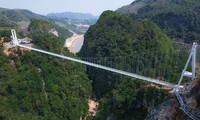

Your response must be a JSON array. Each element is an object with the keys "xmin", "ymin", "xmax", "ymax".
[{"xmin": 19, "ymin": 37, "xmax": 32, "ymax": 44}]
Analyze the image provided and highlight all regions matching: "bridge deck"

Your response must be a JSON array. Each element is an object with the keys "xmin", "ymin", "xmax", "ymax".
[
  {"xmin": 18, "ymin": 44, "xmax": 176, "ymax": 88},
  {"xmin": 10, "ymin": 28, "xmax": 196, "ymax": 119}
]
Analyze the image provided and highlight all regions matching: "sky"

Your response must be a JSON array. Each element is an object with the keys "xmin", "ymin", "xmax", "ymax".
[{"xmin": 0, "ymin": 0, "xmax": 134, "ymax": 16}]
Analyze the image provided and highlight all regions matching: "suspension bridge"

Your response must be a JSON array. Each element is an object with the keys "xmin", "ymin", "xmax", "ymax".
[{"xmin": 10, "ymin": 29, "xmax": 199, "ymax": 119}]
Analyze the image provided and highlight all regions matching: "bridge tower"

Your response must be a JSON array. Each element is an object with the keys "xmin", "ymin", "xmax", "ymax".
[
  {"xmin": 11, "ymin": 29, "xmax": 19, "ymax": 45},
  {"xmin": 177, "ymin": 43, "xmax": 197, "ymax": 87}
]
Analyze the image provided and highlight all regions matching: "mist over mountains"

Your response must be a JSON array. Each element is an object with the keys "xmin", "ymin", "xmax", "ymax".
[
  {"xmin": 0, "ymin": 7, "xmax": 98, "ymax": 26},
  {"xmin": 47, "ymin": 12, "xmax": 99, "ymax": 20},
  {"xmin": 0, "ymin": 7, "xmax": 97, "ymax": 34}
]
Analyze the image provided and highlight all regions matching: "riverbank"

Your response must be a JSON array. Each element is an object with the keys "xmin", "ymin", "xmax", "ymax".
[{"xmin": 64, "ymin": 30, "xmax": 84, "ymax": 54}]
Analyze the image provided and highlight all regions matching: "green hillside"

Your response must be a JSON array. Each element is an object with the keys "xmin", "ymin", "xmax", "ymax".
[
  {"xmin": 28, "ymin": 19, "xmax": 72, "ymax": 43},
  {"xmin": 0, "ymin": 29, "xmax": 91, "ymax": 119},
  {"xmin": 0, "ymin": 8, "xmax": 74, "ymax": 40},
  {"xmin": 117, "ymin": 0, "xmax": 200, "ymax": 43},
  {"xmin": 79, "ymin": 11, "xmax": 187, "ymax": 119},
  {"xmin": 0, "ymin": 8, "xmax": 44, "ymax": 23},
  {"xmin": 0, "ymin": 7, "xmax": 46, "ymax": 31},
  {"xmin": 28, "ymin": 19, "xmax": 54, "ymax": 33}
]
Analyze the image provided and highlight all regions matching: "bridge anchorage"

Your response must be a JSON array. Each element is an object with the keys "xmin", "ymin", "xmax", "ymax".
[
  {"xmin": 10, "ymin": 29, "xmax": 198, "ymax": 119},
  {"xmin": 174, "ymin": 42, "xmax": 199, "ymax": 120}
]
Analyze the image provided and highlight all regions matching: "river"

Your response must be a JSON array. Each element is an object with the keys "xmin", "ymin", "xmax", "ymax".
[{"xmin": 64, "ymin": 30, "xmax": 84, "ymax": 54}]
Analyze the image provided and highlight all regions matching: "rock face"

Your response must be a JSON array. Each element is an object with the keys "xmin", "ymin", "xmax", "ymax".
[{"xmin": 146, "ymin": 78, "xmax": 200, "ymax": 120}]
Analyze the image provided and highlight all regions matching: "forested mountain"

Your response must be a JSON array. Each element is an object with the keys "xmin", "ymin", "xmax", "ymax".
[
  {"xmin": 0, "ymin": 7, "xmax": 45, "ymax": 27},
  {"xmin": 0, "ymin": 18, "xmax": 91, "ymax": 119},
  {"xmin": 0, "ymin": 7, "xmax": 94, "ymax": 34},
  {"xmin": 28, "ymin": 19, "xmax": 54, "ymax": 33},
  {"xmin": 28, "ymin": 19, "xmax": 72, "ymax": 42},
  {"xmin": 117, "ymin": 0, "xmax": 200, "ymax": 43},
  {"xmin": 47, "ymin": 12, "xmax": 98, "ymax": 20},
  {"xmin": 1, "ymin": 2, "xmax": 199, "ymax": 119},
  {"xmin": 79, "ymin": 11, "xmax": 187, "ymax": 119}
]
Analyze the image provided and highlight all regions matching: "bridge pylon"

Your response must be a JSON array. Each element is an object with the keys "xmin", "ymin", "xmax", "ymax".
[
  {"xmin": 177, "ymin": 42, "xmax": 197, "ymax": 87},
  {"xmin": 11, "ymin": 29, "xmax": 19, "ymax": 46}
]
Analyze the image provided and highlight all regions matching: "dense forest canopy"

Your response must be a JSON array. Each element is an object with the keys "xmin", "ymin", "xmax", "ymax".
[
  {"xmin": 0, "ymin": 2, "xmax": 198, "ymax": 119},
  {"xmin": 0, "ymin": 19, "xmax": 91, "ymax": 119},
  {"xmin": 28, "ymin": 19, "xmax": 72, "ymax": 43},
  {"xmin": 117, "ymin": 0, "xmax": 200, "ymax": 43},
  {"xmin": 79, "ymin": 11, "xmax": 188, "ymax": 119}
]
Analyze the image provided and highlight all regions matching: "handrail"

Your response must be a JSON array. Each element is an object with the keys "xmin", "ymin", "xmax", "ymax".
[{"xmin": 17, "ymin": 44, "xmax": 176, "ymax": 88}]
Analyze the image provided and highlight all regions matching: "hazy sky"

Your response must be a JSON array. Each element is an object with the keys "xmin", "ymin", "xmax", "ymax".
[{"xmin": 0, "ymin": 0, "xmax": 134, "ymax": 16}]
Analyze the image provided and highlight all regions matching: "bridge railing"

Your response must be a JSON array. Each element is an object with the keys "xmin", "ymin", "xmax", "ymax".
[
  {"xmin": 10, "ymin": 29, "xmax": 197, "ymax": 87},
  {"xmin": 79, "ymin": 49, "xmax": 190, "ymax": 85},
  {"xmin": 10, "ymin": 29, "xmax": 199, "ymax": 120}
]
